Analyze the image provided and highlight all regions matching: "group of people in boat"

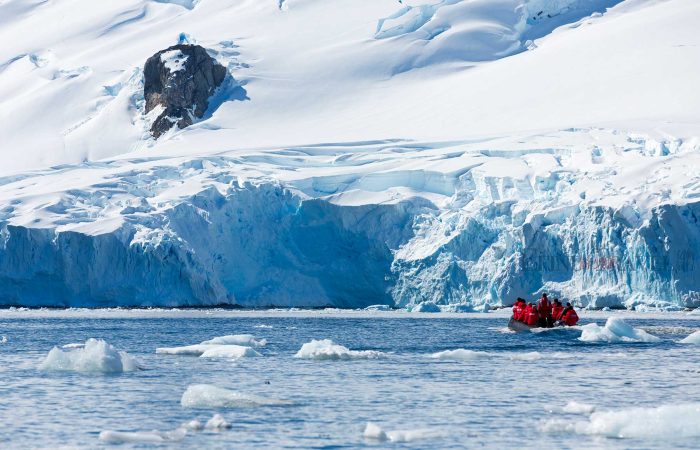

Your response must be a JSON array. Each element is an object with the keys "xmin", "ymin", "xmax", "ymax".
[{"xmin": 511, "ymin": 293, "xmax": 578, "ymax": 328}]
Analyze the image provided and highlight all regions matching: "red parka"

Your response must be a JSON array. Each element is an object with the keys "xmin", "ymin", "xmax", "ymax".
[
  {"xmin": 526, "ymin": 305, "xmax": 540, "ymax": 327},
  {"xmin": 512, "ymin": 302, "xmax": 522, "ymax": 321},
  {"xmin": 551, "ymin": 303, "xmax": 564, "ymax": 321},
  {"xmin": 562, "ymin": 308, "xmax": 579, "ymax": 326},
  {"xmin": 538, "ymin": 298, "xmax": 552, "ymax": 318}
]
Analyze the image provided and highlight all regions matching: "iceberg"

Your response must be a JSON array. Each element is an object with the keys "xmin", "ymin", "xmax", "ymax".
[
  {"xmin": 200, "ymin": 335, "xmax": 267, "ymax": 348},
  {"xmin": 579, "ymin": 317, "xmax": 661, "ymax": 343},
  {"xmin": 294, "ymin": 339, "xmax": 385, "ymax": 360},
  {"xmin": 39, "ymin": 338, "xmax": 140, "ymax": 373},
  {"xmin": 180, "ymin": 384, "xmax": 294, "ymax": 409},
  {"xmin": 200, "ymin": 345, "xmax": 261, "ymax": 359},
  {"xmin": 156, "ymin": 334, "xmax": 266, "ymax": 358}
]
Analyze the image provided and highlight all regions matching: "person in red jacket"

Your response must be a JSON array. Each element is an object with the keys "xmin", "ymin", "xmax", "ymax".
[
  {"xmin": 537, "ymin": 293, "xmax": 552, "ymax": 327},
  {"xmin": 526, "ymin": 302, "xmax": 540, "ymax": 327},
  {"xmin": 560, "ymin": 303, "xmax": 579, "ymax": 326},
  {"xmin": 512, "ymin": 298, "xmax": 524, "ymax": 322},
  {"xmin": 551, "ymin": 299, "xmax": 564, "ymax": 322},
  {"xmin": 516, "ymin": 298, "xmax": 527, "ymax": 321}
]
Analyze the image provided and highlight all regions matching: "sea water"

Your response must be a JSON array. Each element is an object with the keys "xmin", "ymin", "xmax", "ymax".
[{"xmin": 1, "ymin": 309, "xmax": 699, "ymax": 449}]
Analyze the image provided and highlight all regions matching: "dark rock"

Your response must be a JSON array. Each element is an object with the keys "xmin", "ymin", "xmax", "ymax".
[{"xmin": 144, "ymin": 44, "xmax": 227, "ymax": 138}]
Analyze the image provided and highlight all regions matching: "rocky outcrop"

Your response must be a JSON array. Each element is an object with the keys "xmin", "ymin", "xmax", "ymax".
[{"xmin": 144, "ymin": 44, "xmax": 227, "ymax": 138}]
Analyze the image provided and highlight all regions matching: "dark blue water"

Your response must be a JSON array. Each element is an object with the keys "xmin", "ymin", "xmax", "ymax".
[{"xmin": 0, "ymin": 311, "xmax": 699, "ymax": 449}]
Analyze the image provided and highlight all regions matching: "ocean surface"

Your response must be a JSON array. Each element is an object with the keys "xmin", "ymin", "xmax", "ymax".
[{"xmin": 1, "ymin": 309, "xmax": 699, "ymax": 449}]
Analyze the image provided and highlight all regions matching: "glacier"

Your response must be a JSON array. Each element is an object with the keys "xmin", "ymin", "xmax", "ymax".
[{"xmin": 1, "ymin": 0, "xmax": 700, "ymax": 309}]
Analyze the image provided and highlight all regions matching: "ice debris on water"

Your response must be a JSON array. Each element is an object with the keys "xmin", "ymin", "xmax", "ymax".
[
  {"xmin": 363, "ymin": 422, "xmax": 444, "ymax": 443},
  {"xmin": 680, "ymin": 330, "xmax": 700, "ymax": 344},
  {"xmin": 430, "ymin": 349, "xmax": 491, "ymax": 361},
  {"xmin": 540, "ymin": 403, "xmax": 700, "ymax": 439},
  {"xmin": 578, "ymin": 317, "xmax": 661, "ymax": 343},
  {"xmin": 99, "ymin": 429, "xmax": 187, "ymax": 444},
  {"xmin": 181, "ymin": 384, "xmax": 295, "ymax": 409},
  {"xmin": 156, "ymin": 334, "xmax": 266, "ymax": 358},
  {"xmin": 1, "ymin": 336, "xmax": 7, "ymax": 343},
  {"xmin": 294, "ymin": 339, "xmax": 386, "ymax": 360},
  {"xmin": 40, "ymin": 338, "xmax": 139, "ymax": 373},
  {"xmin": 205, "ymin": 414, "xmax": 232, "ymax": 430}
]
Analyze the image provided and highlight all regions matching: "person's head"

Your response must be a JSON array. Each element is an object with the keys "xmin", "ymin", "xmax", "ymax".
[
  {"xmin": 542, "ymin": 293, "xmax": 548, "ymax": 299},
  {"xmin": 554, "ymin": 298, "xmax": 560, "ymax": 304},
  {"xmin": 566, "ymin": 302, "xmax": 572, "ymax": 307}
]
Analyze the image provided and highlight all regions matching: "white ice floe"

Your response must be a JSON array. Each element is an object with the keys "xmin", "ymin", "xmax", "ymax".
[
  {"xmin": 1, "ymin": 336, "xmax": 7, "ymax": 343},
  {"xmin": 156, "ymin": 334, "xmax": 266, "ymax": 358},
  {"xmin": 294, "ymin": 339, "xmax": 385, "ymax": 360},
  {"xmin": 205, "ymin": 414, "xmax": 231, "ymax": 430},
  {"xmin": 430, "ymin": 349, "xmax": 491, "ymax": 361},
  {"xmin": 200, "ymin": 334, "xmax": 267, "ymax": 348},
  {"xmin": 61, "ymin": 343, "xmax": 85, "ymax": 349},
  {"xmin": 541, "ymin": 403, "xmax": 700, "ymax": 439},
  {"xmin": 160, "ymin": 49, "xmax": 188, "ymax": 73},
  {"xmin": 40, "ymin": 338, "xmax": 139, "ymax": 373},
  {"xmin": 680, "ymin": 330, "xmax": 700, "ymax": 344},
  {"xmin": 411, "ymin": 302, "xmax": 441, "ymax": 313},
  {"xmin": 579, "ymin": 318, "xmax": 661, "ymax": 343},
  {"xmin": 363, "ymin": 422, "xmax": 444, "ymax": 443},
  {"xmin": 562, "ymin": 401, "xmax": 597, "ymax": 415},
  {"xmin": 181, "ymin": 419, "xmax": 204, "ymax": 431},
  {"xmin": 200, "ymin": 345, "xmax": 261, "ymax": 359},
  {"xmin": 253, "ymin": 324, "xmax": 274, "ymax": 329},
  {"xmin": 181, "ymin": 384, "xmax": 294, "ymax": 409},
  {"xmin": 99, "ymin": 428, "xmax": 187, "ymax": 444}
]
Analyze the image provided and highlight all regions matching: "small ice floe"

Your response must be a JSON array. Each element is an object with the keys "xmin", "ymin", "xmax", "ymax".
[
  {"xmin": 364, "ymin": 304, "xmax": 392, "ymax": 311},
  {"xmin": 294, "ymin": 339, "xmax": 385, "ymax": 360},
  {"xmin": 1, "ymin": 336, "xmax": 7, "ymax": 343},
  {"xmin": 363, "ymin": 422, "xmax": 444, "ymax": 443},
  {"xmin": 545, "ymin": 401, "xmax": 596, "ymax": 415},
  {"xmin": 579, "ymin": 317, "xmax": 661, "ymax": 343},
  {"xmin": 205, "ymin": 414, "xmax": 231, "ymax": 430},
  {"xmin": 61, "ymin": 343, "xmax": 85, "ymax": 349},
  {"xmin": 181, "ymin": 384, "xmax": 295, "ymax": 409},
  {"xmin": 430, "ymin": 349, "xmax": 491, "ymax": 361},
  {"xmin": 540, "ymin": 403, "xmax": 700, "ymax": 439},
  {"xmin": 200, "ymin": 345, "xmax": 261, "ymax": 359},
  {"xmin": 254, "ymin": 324, "xmax": 274, "ymax": 329},
  {"xmin": 411, "ymin": 302, "xmax": 441, "ymax": 313},
  {"xmin": 99, "ymin": 428, "xmax": 187, "ymax": 444},
  {"xmin": 680, "ymin": 330, "xmax": 700, "ymax": 344},
  {"xmin": 156, "ymin": 334, "xmax": 266, "ymax": 358},
  {"xmin": 40, "ymin": 338, "xmax": 139, "ymax": 373},
  {"xmin": 200, "ymin": 334, "xmax": 267, "ymax": 348},
  {"xmin": 181, "ymin": 419, "xmax": 204, "ymax": 431}
]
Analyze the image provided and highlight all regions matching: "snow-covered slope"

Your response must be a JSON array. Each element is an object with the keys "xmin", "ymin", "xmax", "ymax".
[{"xmin": 1, "ymin": 0, "xmax": 699, "ymax": 308}]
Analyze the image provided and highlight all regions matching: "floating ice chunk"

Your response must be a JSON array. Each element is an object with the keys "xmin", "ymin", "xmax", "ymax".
[
  {"xmin": 364, "ymin": 304, "xmax": 392, "ymax": 311},
  {"xmin": 156, "ymin": 344, "xmax": 216, "ymax": 355},
  {"xmin": 562, "ymin": 401, "xmax": 596, "ymax": 414},
  {"xmin": 509, "ymin": 351, "xmax": 544, "ymax": 361},
  {"xmin": 542, "ymin": 403, "xmax": 700, "ymax": 439},
  {"xmin": 181, "ymin": 419, "xmax": 204, "ymax": 431},
  {"xmin": 160, "ymin": 49, "xmax": 189, "ymax": 73},
  {"xmin": 205, "ymin": 414, "xmax": 231, "ymax": 430},
  {"xmin": 200, "ymin": 334, "xmax": 267, "ymax": 348},
  {"xmin": 1, "ymin": 336, "xmax": 7, "ymax": 343},
  {"xmin": 99, "ymin": 428, "xmax": 187, "ymax": 444},
  {"xmin": 181, "ymin": 384, "xmax": 295, "ymax": 409},
  {"xmin": 40, "ymin": 338, "xmax": 139, "ymax": 373},
  {"xmin": 430, "ymin": 349, "xmax": 491, "ymax": 361},
  {"xmin": 411, "ymin": 302, "xmax": 441, "ymax": 313},
  {"xmin": 363, "ymin": 422, "xmax": 444, "ymax": 443},
  {"xmin": 294, "ymin": 339, "xmax": 385, "ymax": 360},
  {"xmin": 680, "ymin": 330, "xmax": 700, "ymax": 344},
  {"xmin": 254, "ymin": 324, "xmax": 274, "ymax": 329},
  {"xmin": 200, "ymin": 345, "xmax": 261, "ymax": 359},
  {"xmin": 579, "ymin": 318, "xmax": 661, "ymax": 343},
  {"xmin": 62, "ymin": 343, "xmax": 85, "ymax": 349}
]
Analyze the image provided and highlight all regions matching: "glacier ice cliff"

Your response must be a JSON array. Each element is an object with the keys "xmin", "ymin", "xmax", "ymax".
[{"xmin": 1, "ymin": 130, "xmax": 699, "ymax": 309}]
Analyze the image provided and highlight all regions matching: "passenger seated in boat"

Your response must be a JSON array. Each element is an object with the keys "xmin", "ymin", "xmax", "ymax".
[
  {"xmin": 558, "ymin": 303, "xmax": 579, "ymax": 326},
  {"xmin": 551, "ymin": 299, "xmax": 564, "ymax": 321},
  {"xmin": 512, "ymin": 298, "xmax": 526, "ymax": 322},
  {"xmin": 525, "ymin": 302, "xmax": 540, "ymax": 327}
]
